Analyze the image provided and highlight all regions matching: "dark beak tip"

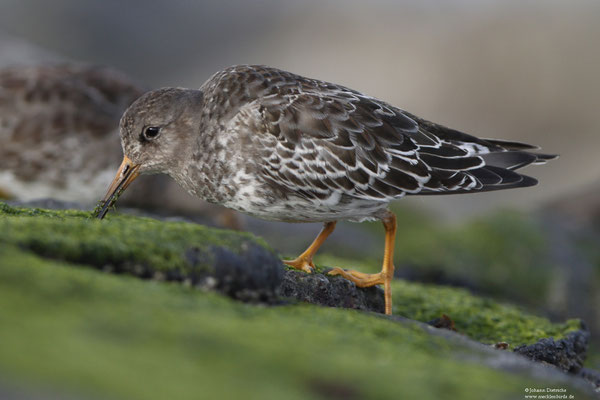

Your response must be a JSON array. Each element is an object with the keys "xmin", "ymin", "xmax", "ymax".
[
  {"xmin": 94, "ymin": 156, "xmax": 140, "ymax": 220},
  {"xmin": 93, "ymin": 200, "xmax": 111, "ymax": 220},
  {"xmin": 96, "ymin": 208, "xmax": 107, "ymax": 220}
]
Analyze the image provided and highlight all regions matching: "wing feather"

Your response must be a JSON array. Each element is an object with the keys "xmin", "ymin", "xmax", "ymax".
[{"xmin": 210, "ymin": 65, "xmax": 554, "ymax": 201}]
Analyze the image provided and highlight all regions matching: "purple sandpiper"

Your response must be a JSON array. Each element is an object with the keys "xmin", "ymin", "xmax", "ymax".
[
  {"xmin": 96, "ymin": 65, "xmax": 556, "ymax": 314},
  {"xmin": 0, "ymin": 63, "xmax": 242, "ymax": 229}
]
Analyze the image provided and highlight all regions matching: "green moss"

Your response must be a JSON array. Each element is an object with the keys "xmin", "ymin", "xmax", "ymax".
[
  {"xmin": 1, "ymin": 202, "xmax": 580, "ymax": 350},
  {"xmin": 0, "ymin": 202, "xmax": 592, "ymax": 398},
  {"xmin": 313, "ymin": 254, "xmax": 580, "ymax": 348},
  {"xmin": 0, "ymin": 202, "xmax": 272, "ymax": 277},
  {"xmin": 0, "ymin": 244, "xmax": 592, "ymax": 400},
  {"xmin": 389, "ymin": 280, "xmax": 581, "ymax": 347}
]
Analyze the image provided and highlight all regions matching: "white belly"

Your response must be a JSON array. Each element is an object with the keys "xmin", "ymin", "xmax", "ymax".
[{"xmin": 223, "ymin": 186, "xmax": 391, "ymax": 223}]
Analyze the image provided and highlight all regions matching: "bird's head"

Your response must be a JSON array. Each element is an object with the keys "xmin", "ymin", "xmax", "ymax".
[{"xmin": 95, "ymin": 87, "xmax": 203, "ymax": 219}]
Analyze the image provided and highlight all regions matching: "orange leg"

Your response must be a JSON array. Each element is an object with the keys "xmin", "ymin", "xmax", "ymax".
[
  {"xmin": 328, "ymin": 211, "xmax": 396, "ymax": 315},
  {"xmin": 284, "ymin": 221, "xmax": 337, "ymax": 273}
]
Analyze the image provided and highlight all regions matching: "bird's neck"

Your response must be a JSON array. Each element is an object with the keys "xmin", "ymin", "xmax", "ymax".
[{"xmin": 171, "ymin": 129, "xmax": 234, "ymax": 204}]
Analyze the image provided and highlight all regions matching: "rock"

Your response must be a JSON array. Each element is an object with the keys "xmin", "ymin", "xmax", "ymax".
[
  {"xmin": 394, "ymin": 315, "xmax": 599, "ymax": 397},
  {"xmin": 185, "ymin": 244, "xmax": 283, "ymax": 303},
  {"xmin": 578, "ymin": 368, "xmax": 600, "ymax": 391},
  {"xmin": 0, "ymin": 201, "xmax": 283, "ymax": 303},
  {"xmin": 278, "ymin": 270, "xmax": 385, "ymax": 313},
  {"xmin": 427, "ymin": 314, "xmax": 457, "ymax": 331},
  {"xmin": 514, "ymin": 329, "xmax": 590, "ymax": 373}
]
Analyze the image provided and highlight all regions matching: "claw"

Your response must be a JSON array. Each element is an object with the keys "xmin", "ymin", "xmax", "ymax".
[
  {"xmin": 283, "ymin": 257, "xmax": 315, "ymax": 273},
  {"xmin": 328, "ymin": 268, "xmax": 385, "ymax": 287}
]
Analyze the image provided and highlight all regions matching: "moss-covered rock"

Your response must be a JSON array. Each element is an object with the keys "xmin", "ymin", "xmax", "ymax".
[
  {"xmin": 0, "ymin": 202, "xmax": 269, "ymax": 271},
  {"xmin": 312, "ymin": 204, "xmax": 600, "ymax": 372},
  {"xmin": 0, "ymin": 244, "xmax": 596, "ymax": 400},
  {"xmin": 282, "ymin": 265, "xmax": 588, "ymax": 373},
  {"xmin": 0, "ymin": 202, "xmax": 283, "ymax": 301},
  {"xmin": 0, "ymin": 202, "xmax": 581, "ymax": 347},
  {"xmin": 388, "ymin": 279, "xmax": 581, "ymax": 347},
  {"xmin": 0, "ymin": 202, "xmax": 597, "ymax": 399}
]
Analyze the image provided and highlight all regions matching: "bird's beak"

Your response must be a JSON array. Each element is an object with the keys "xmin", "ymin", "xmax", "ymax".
[{"xmin": 95, "ymin": 155, "xmax": 140, "ymax": 219}]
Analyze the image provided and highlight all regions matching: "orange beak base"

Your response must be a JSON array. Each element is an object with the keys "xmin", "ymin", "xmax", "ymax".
[{"xmin": 94, "ymin": 156, "xmax": 140, "ymax": 219}]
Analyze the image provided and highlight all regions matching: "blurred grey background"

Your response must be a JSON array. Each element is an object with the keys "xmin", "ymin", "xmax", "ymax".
[{"xmin": 1, "ymin": 0, "xmax": 598, "ymax": 221}]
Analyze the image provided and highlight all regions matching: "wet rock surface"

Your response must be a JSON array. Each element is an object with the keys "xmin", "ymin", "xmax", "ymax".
[
  {"xmin": 186, "ymin": 244, "xmax": 284, "ymax": 303},
  {"xmin": 398, "ymin": 316, "xmax": 600, "ymax": 397},
  {"xmin": 579, "ymin": 368, "xmax": 600, "ymax": 391},
  {"xmin": 514, "ymin": 329, "xmax": 591, "ymax": 373},
  {"xmin": 279, "ymin": 270, "xmax": 385, "ymax": 313}
]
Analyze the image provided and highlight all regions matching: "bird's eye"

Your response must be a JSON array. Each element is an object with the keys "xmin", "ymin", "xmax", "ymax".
[{"xmin": 142, "ymin": 126, "xmax": 161, "ymax": 141}]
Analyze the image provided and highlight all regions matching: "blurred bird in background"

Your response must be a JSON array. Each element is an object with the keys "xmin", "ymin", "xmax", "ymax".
[{"xmin": 0, "ymin": 62, "xmax": 243, "ymax": 229}]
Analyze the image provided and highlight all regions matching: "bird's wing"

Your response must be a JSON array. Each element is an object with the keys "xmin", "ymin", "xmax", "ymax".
[
  {"xmin": 401, "ymin": 113, "xmax": 556, "ymax": 195},
  {"xmin": 226, "ymin": 65, "xmax": 551, "ymax": 201}
]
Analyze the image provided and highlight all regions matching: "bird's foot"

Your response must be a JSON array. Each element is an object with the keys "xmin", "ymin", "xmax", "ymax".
[
  {"xmin": 283, "ymin": 256, "xmax": 315, "ymax": 273},
  {"xmin": 327, "ymin": 268, "xmax": 385, "ymax": 287},
  {"xmin": 328, "ymin": 268, "xmax": 392, "ymax": 315}
]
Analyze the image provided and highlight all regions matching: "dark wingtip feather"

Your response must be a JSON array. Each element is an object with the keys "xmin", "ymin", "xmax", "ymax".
[
  {"xmin": 482, "ymin": 138, "xmax": 558, "ymax": 166},
  {"xmin": 403, "ymin": 116, "xmax": 554, "ymax": 197},
  {"xmin": 532, "ymin": 153, "xmax": 559, "ymax": 164},
  {"xmin": 481, "ymin": 151, "xmax": 538, "ymax": 171},
  {"xmin": 418, "ymin": 168, "xmax": 539, "ymax": 196},
  {"xmin": 482, "ymin": 138, "xmax": 540, "ymax": 151},
  {"xmin": 477, "ymin": 171, "xmax": 538, "ymax": 191},
  {"xmin": 517, "ymin": 174, "xmax": 539, "ymax": 188}
]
